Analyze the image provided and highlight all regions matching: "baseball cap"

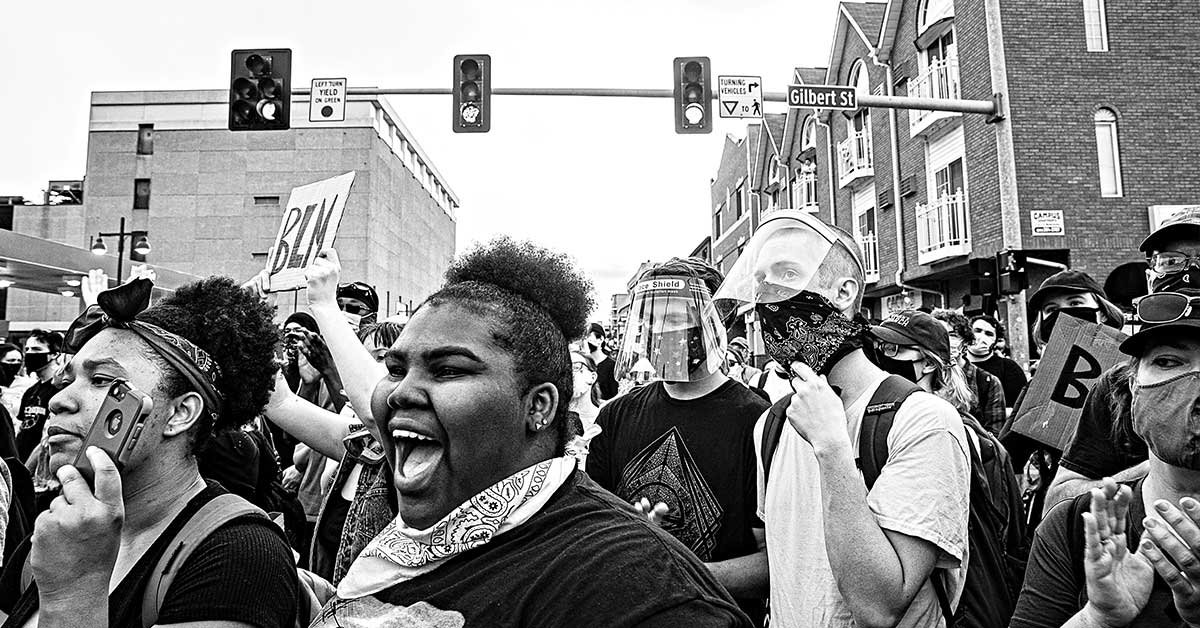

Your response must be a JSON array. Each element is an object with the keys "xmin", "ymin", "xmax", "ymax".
[
  {"xmin": 1027, "ymin": 269, "xmax": 1106, "ymax": 313},
  {"xmin": 1140, "ymin": 206, "xmax": 1200, "ymax": 254},
  {"xmin": 871, "ymin": 309, "xmax": 952, "ymax": 365},
  {"xmin": 588, "ymin": 322, "xmax": 606, "ymax": 338}
]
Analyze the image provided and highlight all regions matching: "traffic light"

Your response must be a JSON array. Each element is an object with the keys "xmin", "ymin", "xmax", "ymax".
[
  {"xmin": 968, "ymin": 257, "xmax": 998, "ymax": 297},
  {"xmin": 673, "ymin": 57, "xmax": 712, "ymax": 134},
  {"xmin": 997, "ymin": 250, "xmax": 1029, "ymax": 295},
  {"xmin": 229, "ymin": 49, "xmax": 292, "ymax": 131},
  {"xmin": 453, "ymin": 54, "xmax": 491, "ymax": 133}
]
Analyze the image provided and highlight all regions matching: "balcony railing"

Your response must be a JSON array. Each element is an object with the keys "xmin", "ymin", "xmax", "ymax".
[
  {"xmin": 795, "ymin": 171, "xmax": 819, "ymax": 211},
  {"xmin": 908, "ymin": 57, "xmax": 961, "ymax": 136},
  {"xmin": 838, "ymin": 131, "xmax": 873, "ymax": 188},
  {"xmin": 916, "ymin": 189, "xmax": 971, "ymax": 265},
  {"xmin": 857, "ymin": 232, "xmax": 880, "ymax": 283}
]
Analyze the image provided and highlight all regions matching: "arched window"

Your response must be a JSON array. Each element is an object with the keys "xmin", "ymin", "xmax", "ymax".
[
  {"xmin": 801, "ymin": 116, "xmax": 817, "ymax": 150},
  {"xmin": 919, "ymin": 0, "xmax": 955, "ymax": 33},
  {"xmin": 1094, "ymin": 108, "xmax": 1122, "ymax": 197},
  {"xmin": 849, "ymin": 60, "xmax": 870, "ymax": 96}
]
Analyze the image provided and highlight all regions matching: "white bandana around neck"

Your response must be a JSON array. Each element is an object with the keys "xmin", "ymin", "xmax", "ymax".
[{"xmin": 337, "ymin": 455, "xmax": 577, "ymax": 599}]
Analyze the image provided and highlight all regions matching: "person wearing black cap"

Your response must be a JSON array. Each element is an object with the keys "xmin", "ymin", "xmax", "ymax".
[
  {"xmin": 1043, "ymin": 215, "xmax": 1200, "ymax": 513},
  {"xmin": 336, "ymin": 281, "xmax": 380, "ymax": 332},
  {"xmin": 871, "ymin": 310, "xmax": 977, "ymax": 415},
  {"xmin": 1010, "ymin": 288, "xmax": 1200, "ymax": 628},
  {"xmin": 1028, "ymin": 269, "xmax": 1125, "ymax": 349},
  {"xmin": 585, "ymin": 322, "xmax": 619, "ymax": 400}
]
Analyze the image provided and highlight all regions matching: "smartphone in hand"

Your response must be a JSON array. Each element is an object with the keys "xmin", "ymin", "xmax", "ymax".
[{"xmin": 73, "ymin": 379, "xmax": 154, "ymax": 488}]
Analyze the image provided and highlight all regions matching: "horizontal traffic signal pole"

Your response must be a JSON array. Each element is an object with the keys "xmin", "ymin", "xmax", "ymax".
[{"xmin": 291, "ymin": 86, "xmax": 999, "ymax": 116}]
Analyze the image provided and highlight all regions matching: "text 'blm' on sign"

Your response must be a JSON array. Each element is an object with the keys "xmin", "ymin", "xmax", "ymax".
[{"xmin": 265, "ymin": 171, "xmax": 356, "ymax": 292}]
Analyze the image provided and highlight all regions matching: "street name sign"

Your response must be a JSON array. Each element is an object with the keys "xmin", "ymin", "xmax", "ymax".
[
  {"xmin": 717, "ymin": 75, "xmax": 763, "ymax": 119},
  {"xmin": 309, "ymin": 78, "xmax": 347, "ymax": 122},
  {"xmin": 788, "ymin": 84, "xmax": 857, "ymax": 110},
  {"xmin": 265, "ymin": 171, "xmax": 356, "ymax": 292}
]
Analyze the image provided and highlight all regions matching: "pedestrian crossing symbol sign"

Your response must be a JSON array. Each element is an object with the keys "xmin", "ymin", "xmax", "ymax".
[{"xmin": 717, "ymin": 75, "xmax": 763, "ymax": 119}]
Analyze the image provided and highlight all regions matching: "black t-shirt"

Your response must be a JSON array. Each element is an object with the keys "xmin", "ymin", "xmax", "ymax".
[
  {"xmin": 15, "ymin": 379, "xmax": 57, "ymax": 462},
  {"xmin": 0, "ymin": 483, "xmax": 299, "ymax": 628},
  {"xmin": 595, "ymin": 355, "xmax": 619, "ymax": 400},
  {"xmin": 310, "ymin": 470, "xmax": 751, "ymax": 628},
  {"xmin": 973, "ymin": 354, "xmax": 1028, "ymax": 409},
  {"xmin": 1010, "ymin": 479, "xmax": 1180, "ymax": 627},
  {"xmin": 1059, "ymin": 363, "xmax": 1147, "ymax": 479},
  {"xmin": 587, "ymin": 379, "xmax": 768, "ymax": 622}
]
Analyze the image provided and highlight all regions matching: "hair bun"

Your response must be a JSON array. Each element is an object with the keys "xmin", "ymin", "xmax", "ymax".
[{"xmin": 444, "ymin": 236, "xmax": 595, "ymax": 339}]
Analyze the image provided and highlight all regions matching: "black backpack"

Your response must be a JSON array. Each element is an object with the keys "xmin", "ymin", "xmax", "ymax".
[{"xmin": 761, "ymin": 375, "xmax": 1029, "ymax": 628}]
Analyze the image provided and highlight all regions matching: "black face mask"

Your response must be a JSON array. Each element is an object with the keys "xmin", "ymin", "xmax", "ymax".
[
  {"xmin": 756, "ymin": 291, "xmax": 866, "ymax": 376},
  {"xmin": 1039, "ymin": 307, "xmax": 1101, "ymax": 343},
  {"xmin": 874, "ymin": 355, "xmax": 924, "ymax": 383},
  {"xmin": 23, "ymin": 352, "xmax": 53, "ymax": 375},
  {"xmin": 1152, "ymin": 267, "xmax": 1200, "ymax": 293},
  {"xmin": 0, "ymin": 363, "xmax": 20, "ymax": 387}
]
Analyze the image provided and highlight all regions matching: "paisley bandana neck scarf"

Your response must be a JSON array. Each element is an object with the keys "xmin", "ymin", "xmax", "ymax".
[
  {"xmin": 337, "ymin": 455, "xmax": 577, "ymax": 599},
  {"xmin": 756, "ymin": 290, "xmax": 866, "ymax": 375},
  {"xmin": 63, "ymin": 278, "xmax": 224, "ymax": 424}
]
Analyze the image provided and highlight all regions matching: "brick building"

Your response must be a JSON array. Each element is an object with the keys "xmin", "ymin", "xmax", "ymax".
[
  {"xmin": 5, "ymin": 90, "xmax": 458, "ymax": 324},
  {"xmin": 819, "ymin": 0, "xmax": 1200, "ymax": 324}
]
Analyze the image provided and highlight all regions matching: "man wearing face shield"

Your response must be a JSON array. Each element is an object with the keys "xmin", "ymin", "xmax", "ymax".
[
  {"xmin": 714, "ymin": 210, "xmax": 970, "ymax": 628},
  {"xmin": 587, "ymin": 258, "xmax": 770, "ymax": 625},
  {"xmin": 1044, "ymin": 210, "xmax": 1200, "ymax": 513}
]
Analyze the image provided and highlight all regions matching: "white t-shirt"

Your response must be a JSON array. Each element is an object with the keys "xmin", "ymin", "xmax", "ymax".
[{"xmin": 756, "ymin": 375, "xmax": 971, "ymax": 628}]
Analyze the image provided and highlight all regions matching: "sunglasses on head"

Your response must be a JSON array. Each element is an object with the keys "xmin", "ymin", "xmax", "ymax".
[{"xmin": 1135, "ymin": 292, "xmax": 1200, "ymax": 324}]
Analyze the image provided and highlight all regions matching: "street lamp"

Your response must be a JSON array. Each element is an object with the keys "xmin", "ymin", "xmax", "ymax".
[{"xmin": 91, "ymin": 217, "xmax": 152, "ymax": 283}]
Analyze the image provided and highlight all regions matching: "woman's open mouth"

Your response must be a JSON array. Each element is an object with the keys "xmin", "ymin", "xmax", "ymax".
[{"xmin": 391, "ymin": 428, "xmax": 444, "ymax": 493}]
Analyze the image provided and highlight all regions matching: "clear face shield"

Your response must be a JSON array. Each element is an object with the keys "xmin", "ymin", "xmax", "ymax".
[
  {"xmin": 615, "ymin": 275, "xmax": 728, "ymax": 383},
  {"xmin": 712, "ymin": 211, "xmax": 867, "ymax": 374}
]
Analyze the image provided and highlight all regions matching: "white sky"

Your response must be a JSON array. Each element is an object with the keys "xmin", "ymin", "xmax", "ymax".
[{"xmin": 1, "ymin": 0, "xmax": 842, "ymax": 321}]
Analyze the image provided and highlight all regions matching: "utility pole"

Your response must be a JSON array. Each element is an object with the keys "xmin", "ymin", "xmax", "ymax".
[{"xmin": 985, "ymin": 0, "xmax": 1030, "ymax": 370}]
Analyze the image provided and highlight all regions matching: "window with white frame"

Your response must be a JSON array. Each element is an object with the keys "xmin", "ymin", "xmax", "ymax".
[
  {"xmin": 734, "ymin": 182, "xmax": 745, "ymax": 219},
  {"xmin": 801, "ymin": 116, "xmax": 817, "ymax": 151},
  {"xmin": 1084, "ymin": 0, "xmax": 1109, "ymax": 52},
  {"xmin": 919, "ymin": 0, "xmax": 954, "ymax": 33},
  {"xmin": 1094, "ymin": 108, "xmax": 1123, "ymax": 197},
  {"xmin": 934, "ymin": 158, "xmax": 965, "ymax": 199},
  {"xmin": 794, "ymin": 161, "xmax": 818, "ymax": 209},
  {"xmin": 768, "ymin": 157, "xmax": 781, "ymax": 210},
  {"xmin": 714, "ymin": 203, "xmax": 724, "ymax": 235}
]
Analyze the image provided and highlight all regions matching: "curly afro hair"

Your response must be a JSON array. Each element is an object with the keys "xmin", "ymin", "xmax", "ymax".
[
  {"xmin": 424, "ymin": 236, "xmax": 595, "ymax": 453},
  {"xmin": 137, "ymin": 276, "xmax": 281, "ymax": 452}
]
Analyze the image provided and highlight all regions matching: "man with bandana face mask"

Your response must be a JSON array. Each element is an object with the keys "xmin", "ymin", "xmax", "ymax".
[
  {"xmin": 1010, "ymin": 287, "xmax": 1200, "ymax": 628},
  {"xmin": 714, "ymin": 210, "xmax": 970, "ymax": 628},
  {"xmin": 1045, "ymin": 212, "xmax": 1200, "ymax": 514},
  {"xmin": 589, "ymin": 257, "xmax": 770, "ymax": 625}
]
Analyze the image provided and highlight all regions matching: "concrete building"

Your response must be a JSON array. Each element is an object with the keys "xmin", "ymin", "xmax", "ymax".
[{"xmin": 5, "ymin": 89, "xmax": 458, "ymax": 324}]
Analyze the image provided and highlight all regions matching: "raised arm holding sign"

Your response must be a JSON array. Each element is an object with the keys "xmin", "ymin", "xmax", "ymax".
[{"xmin": 264, "ymin": 171, "xmax": 356, "ymax": 292}]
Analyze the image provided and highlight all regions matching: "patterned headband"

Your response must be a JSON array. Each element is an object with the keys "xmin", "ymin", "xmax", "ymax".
[{"xmin": 63, "ymin": 278, "xmax": 224, "ymax": 423}]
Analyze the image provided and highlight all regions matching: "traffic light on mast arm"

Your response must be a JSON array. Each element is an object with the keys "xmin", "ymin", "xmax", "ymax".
[
  {"xmin": 453, "ymin": 54, "xmax": 491, "ymax": 133},
  {"xmin": 228, "ymin": 49, "xmax": 292, "ymax": 131},
  {"xmin": 673, "ymin": 57, "xmax": 712, "ymax": 134}
]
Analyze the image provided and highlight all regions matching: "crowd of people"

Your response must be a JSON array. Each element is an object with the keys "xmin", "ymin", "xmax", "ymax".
[{"xmin": 0, "ymin": 207, "xmax": 1199, "ymax": 627}]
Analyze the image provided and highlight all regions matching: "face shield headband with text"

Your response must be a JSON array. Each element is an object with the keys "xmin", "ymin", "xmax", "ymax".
[{"xmin": 615, "ymin": 275, "xmax": 728, "ymax": 383}]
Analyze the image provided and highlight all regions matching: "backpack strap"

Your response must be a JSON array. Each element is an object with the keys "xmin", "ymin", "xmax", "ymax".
[
  {"xmin": 141, "ymin": 493, "xmax": 265, "ymax": 628},
  {"xmin": 858, "ymin": 376, "xmax": 922, "ymax": 491},
  {"xmin": 756, "ymin": 369, "xmax": 770, "ymax": 391},
  {"xmin": 760, "ymin": 393, "xmax": 793, "ymax": 486}
]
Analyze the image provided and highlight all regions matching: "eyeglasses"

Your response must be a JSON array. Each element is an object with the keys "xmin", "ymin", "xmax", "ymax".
[
  {"xmin": 571, "ymin": 362, "xmax": 592, "ymax": 373},
  {"xmin": 1135, "ymin": 292, "xmax": 1200, "ymax": 324},
  {"xmin": 1148, "ymin": 252, "xmax": 1200, "ymax": 275},
  {"xmin": 876, "ymin": 341, "xmax": 919, "ymax": 359}
]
